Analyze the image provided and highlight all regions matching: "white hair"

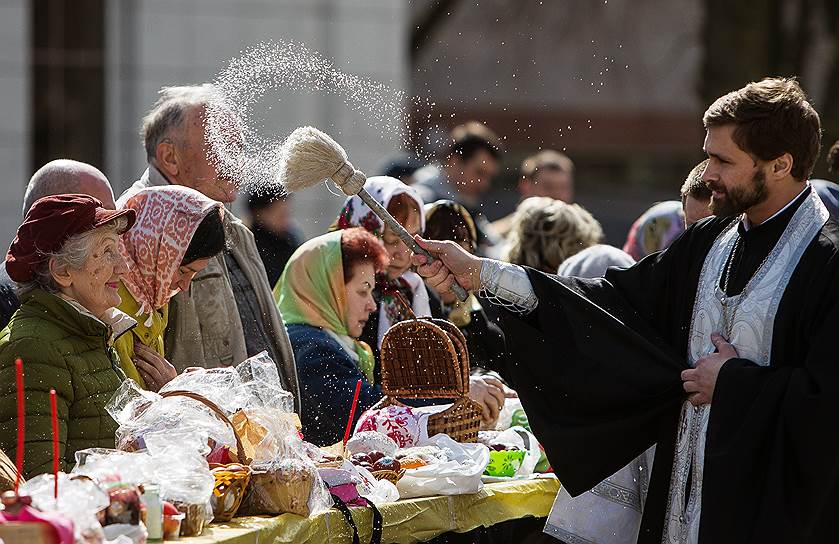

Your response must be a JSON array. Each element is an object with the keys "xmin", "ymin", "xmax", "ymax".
[
  {"xmin": 17, "ymin": 217, "xmax": 128, "ymax": 295},
  {"xmin": 140, "ymin": 84, "xmax": 220, "ymax": 161}
]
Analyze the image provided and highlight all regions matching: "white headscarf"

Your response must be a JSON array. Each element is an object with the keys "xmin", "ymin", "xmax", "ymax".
[
  {"xmin": 557, "ymin": 244, "xmax": 635, "ymax": 279},
  {"xmin": 334, "ymin": 176, "xmax": 431, "ymax": 347}
]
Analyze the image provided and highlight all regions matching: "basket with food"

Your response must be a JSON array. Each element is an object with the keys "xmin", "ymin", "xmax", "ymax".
[
  {"xmin": 237, "ymin": 458, "xmax": 322, "ymax": 517},
  {"xmin": 375, "ymin": 318, "xmax": 482, "ymax": 443},
  {"xmin": 159, "ymin": 390, "xmax": 253, "ymax": 525}
]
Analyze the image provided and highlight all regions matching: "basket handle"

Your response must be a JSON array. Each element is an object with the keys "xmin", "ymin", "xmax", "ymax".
[
  {"xmin": 160, "ymin": 390, "xmax": 250, "ymax": 465},
  {"xmin": 393, "ymin": 291, "xmax": 417, "ymax": 320}
]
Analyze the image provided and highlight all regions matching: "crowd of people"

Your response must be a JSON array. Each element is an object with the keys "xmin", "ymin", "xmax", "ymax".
[{"xmin": 2, "ymin": 76, "xmax": 839, "ymax": 543}]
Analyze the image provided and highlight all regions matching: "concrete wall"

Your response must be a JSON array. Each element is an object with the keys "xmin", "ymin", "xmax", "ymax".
[
  {"xmin": 105, "ymin": 0, "xmax": 409, "ymax": 237},
  {"xmin": 0, "ymin": 0, "xmax": 29, "ymax": 252}
]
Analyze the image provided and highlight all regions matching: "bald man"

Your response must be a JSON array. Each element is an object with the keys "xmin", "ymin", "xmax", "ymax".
[
  {"xmin": 0, "ymin": 159, "xmax": 117, "ymax": 328},
  {"xmin": 22, "ymin": 159, "xmax": 116, "ymax": 214}
]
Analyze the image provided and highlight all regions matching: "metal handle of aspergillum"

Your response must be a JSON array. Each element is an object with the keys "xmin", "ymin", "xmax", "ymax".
[{"xmin": 357, "ymin": 190, "xmax": 469, "ymax": 302}]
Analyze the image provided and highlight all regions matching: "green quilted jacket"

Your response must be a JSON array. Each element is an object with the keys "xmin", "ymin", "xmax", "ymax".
[{"xmin": 0, "ymin": 289, "xmax": 129, "ymax": 478}]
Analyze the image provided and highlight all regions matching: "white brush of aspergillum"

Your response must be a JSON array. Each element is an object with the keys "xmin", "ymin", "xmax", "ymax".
[{"xmin": 277, "ymin": 126, "xmax": 468, "ymax": 301}]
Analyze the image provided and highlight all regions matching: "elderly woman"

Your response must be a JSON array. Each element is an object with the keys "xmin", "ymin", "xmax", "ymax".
[
  {"xmin": 275, "ymin": 228, "xmax": 387, "ymax": 446},
  {"xmin": 115, "ymin": 186, "xmax": 225, "ymax": 391},
  {"xmin": 332, "ymin": 177, "xmax": 506, "ymax": 426},
  {"xmin": 505, "ymin": 196, "xmax": 603, "ymax": 273},
  {"xmin": 333, "ymin": 176, "xmax": 433, "ymax": 361},
  {"xmin": 0, "ymin": 195, "xmax": 136, "ymax": 478}
]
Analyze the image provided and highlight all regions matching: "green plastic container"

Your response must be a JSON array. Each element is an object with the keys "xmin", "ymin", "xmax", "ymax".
[{"xmin": 484, "ymin": 449, "xmax": 527, "ymax": 478}]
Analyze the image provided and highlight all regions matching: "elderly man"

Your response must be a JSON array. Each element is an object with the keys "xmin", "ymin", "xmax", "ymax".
[
  {"xmin": 0, "ymin": 159, "xmax": 117, "ymax": 329},
  {"xmin": 122, "ymin": 85, "xmax": 299, "ymax": 406}
]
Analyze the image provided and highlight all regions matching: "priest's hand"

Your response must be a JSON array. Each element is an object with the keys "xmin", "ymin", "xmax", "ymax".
[
  {"xmin": 411, "ymin": 236, "xmax": 484, "ymax": 294},
  {"xmin": 681, "ymin": 333, "xmax": 738, "ymax": 406}
]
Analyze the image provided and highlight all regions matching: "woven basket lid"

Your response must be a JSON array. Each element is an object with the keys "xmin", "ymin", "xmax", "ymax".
[{"xmin": 380, "ymin": 319, "xmax": 468, "ymax": 398}]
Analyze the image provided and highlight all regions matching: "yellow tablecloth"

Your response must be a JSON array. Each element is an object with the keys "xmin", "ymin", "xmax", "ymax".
[{"xmin": 182, "ymin": 476, "xmax": 559, "ymax": 544}]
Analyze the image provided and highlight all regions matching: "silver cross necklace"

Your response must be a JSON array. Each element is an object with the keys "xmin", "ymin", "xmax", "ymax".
[{"xmin": 719, "ymin": 227, "xmax": 772, "ymax": 339}]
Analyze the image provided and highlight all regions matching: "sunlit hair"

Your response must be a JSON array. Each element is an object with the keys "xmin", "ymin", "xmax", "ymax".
[
  {"xmin": 827, "ymin": 139, "xmax": 839, "ymax": 174},
  {"xmin": 17, "ymin": 216, "xmax": 129, "ymax": 294},
  {"xmin": 447, "ymin": 121, "xmax": 502, "ymax": 162},
  {"xmin": 424, "ymin": 200, "xmax": 477, "ymax": 253},
  {"xmin": 141, "ymin": 84, "xmax": 217, "ymax": 161},
  {"xmin": 520, "ymin": 149, "xmax": 574, "ymax": 180},
  {"xmin": 703, "ymin": 77, "xmax": 820, "ymax": 181},
  {"xmin": 341, "ymin": 227, "xmax": 388, "ymax": 281},
  {"xmin": 680, "ymin": 159, "xmax": 712, "ymax": 203},
  {"xmin": 505, "ymin": 197, "xmax": 603, "ymax": 273}
]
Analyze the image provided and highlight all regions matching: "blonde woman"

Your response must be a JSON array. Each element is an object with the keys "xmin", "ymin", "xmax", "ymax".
[{"xmin": 504, "ymin": 197, "xmax": 603, "ymax": 272}]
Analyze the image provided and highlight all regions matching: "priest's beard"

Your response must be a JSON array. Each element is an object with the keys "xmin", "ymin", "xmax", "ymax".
[{"xmin": 708, "ymin": 169, "xmax": 768, "ymax": 217}]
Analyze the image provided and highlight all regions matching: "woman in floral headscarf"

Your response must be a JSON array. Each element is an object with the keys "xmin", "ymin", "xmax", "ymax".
[
  {"xmin": 332, "ymin": 178, "xmax": 507, "ymax": 427},
  {"xmin": 115, "ymin": 186, "xmax": 226, "ymax": 390},
  {"xmin": 332, "ymin": 176, "xmax": 434, "ymax": 367},
  {"xmin": 622, "ymin": 200, "xmax": 685, "ymax": 260}
]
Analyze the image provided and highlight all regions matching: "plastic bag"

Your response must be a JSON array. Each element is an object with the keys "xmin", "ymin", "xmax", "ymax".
[
  {"xmin": 102, "ymin": 523, "xmax": 147, "ymax": 544},
  {"xmin": 238, "ymin": 457, "xmax": 332, "ymax": 517},
  {"xmin": 237, "ymin": 425, "xmax": 333, "ymax": 517},
  {"xmin": 107, "ymin": 379, "xmax": 235, "ymax": 455},
  {"xmin": 232, "ymin": 406, "xmax": 300, "ymax": 464},
  {"xmin": 107, "ymin": 352, "xmax": 294, "ymax": 463},
  {"xmin": 106, "ymin": 380, "xmax": 160, "ymax": 426},
  {"xmin": 495, "ymin": 397, "xmax": 525, "ymax": 431},
  {"xmin": 159, "ymin": 351, "xmax": 294, "ymax": 415},
  {"xmin": 140, "ymin": 434, "xmax": 215, "ymax": 537},
  {"xmin": 318, "ymin": 461, "xmax": 399, "ymax": 505},
  {"xmin": 20, "ymin": 472, "xmax": 109, "ymax": 544},
  {"xmin": 72, "ymin": 432, "xmax": 216, "ymax": 537},
  {"xmin": 395, "ymin": 434, "xmax": 489, "ymax": 499},
  {"xmin": 352, "ymin": 463, "xmax": 399, "ymax": 504},
  {"xmin": 486, "ymin": 426, "xmax": 541, "ymax": 478}
]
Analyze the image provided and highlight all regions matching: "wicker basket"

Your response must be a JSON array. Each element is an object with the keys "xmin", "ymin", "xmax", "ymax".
[
  {"xmin": 376, "ymin": 318, "xmax": 482, "ymax": 443},
  {"xmin": 160, "ymin": 390, "xmax": 252, "ymax": 522}
]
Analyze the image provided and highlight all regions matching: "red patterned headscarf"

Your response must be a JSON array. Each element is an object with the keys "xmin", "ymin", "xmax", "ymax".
[{"xmin": 118, "ymin": 186, "xmax": 223, "ymax": 319}]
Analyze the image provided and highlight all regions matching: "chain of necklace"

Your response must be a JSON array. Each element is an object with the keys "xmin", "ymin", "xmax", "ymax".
[{"xmin": 719, "ymin": 232, "xmax": 773, "ymax": 339}]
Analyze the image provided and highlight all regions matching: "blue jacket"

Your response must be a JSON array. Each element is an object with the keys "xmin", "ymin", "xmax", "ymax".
[{"xmin": 287, "ymin": 324, "xmax": 382, "ymax": 447}]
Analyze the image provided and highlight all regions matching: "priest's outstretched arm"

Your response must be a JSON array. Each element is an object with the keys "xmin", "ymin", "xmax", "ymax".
[{"xmin": 412, "ymin": 235, "xmax": 688, "ymax": 495}]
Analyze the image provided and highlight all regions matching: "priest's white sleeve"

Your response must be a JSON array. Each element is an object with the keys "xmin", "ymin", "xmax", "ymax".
[{"xmin": 478, "ymin": 259, "xmax": 539, "ymax": 314}]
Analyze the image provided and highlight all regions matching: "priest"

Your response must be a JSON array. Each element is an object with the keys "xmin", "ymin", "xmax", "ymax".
[{"xmin": 412, "ymin": 77, "xmax": 839, "ymax": 544}]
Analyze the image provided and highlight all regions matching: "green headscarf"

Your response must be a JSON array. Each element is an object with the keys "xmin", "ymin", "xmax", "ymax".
[{"xmin": 273, "ymin": 230, "xmax": 375, "ymax": 382}]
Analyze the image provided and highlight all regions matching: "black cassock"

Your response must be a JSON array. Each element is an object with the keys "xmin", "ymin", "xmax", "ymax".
[{"xmin": 499, "ymin": 190, "xmax": 839, "ymax": 543}]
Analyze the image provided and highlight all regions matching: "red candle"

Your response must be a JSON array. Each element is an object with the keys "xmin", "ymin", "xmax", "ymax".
[
  {"xmin": 50, "ymin": 389, "xmax": 59, "ymax": 500},
  {"xmin": 342, "ymin": 379, "xmax": 363, "ymax": 446},
  {"xmin": 14, "ymin": 358, "xmax": 24, "ymax": 493}
]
